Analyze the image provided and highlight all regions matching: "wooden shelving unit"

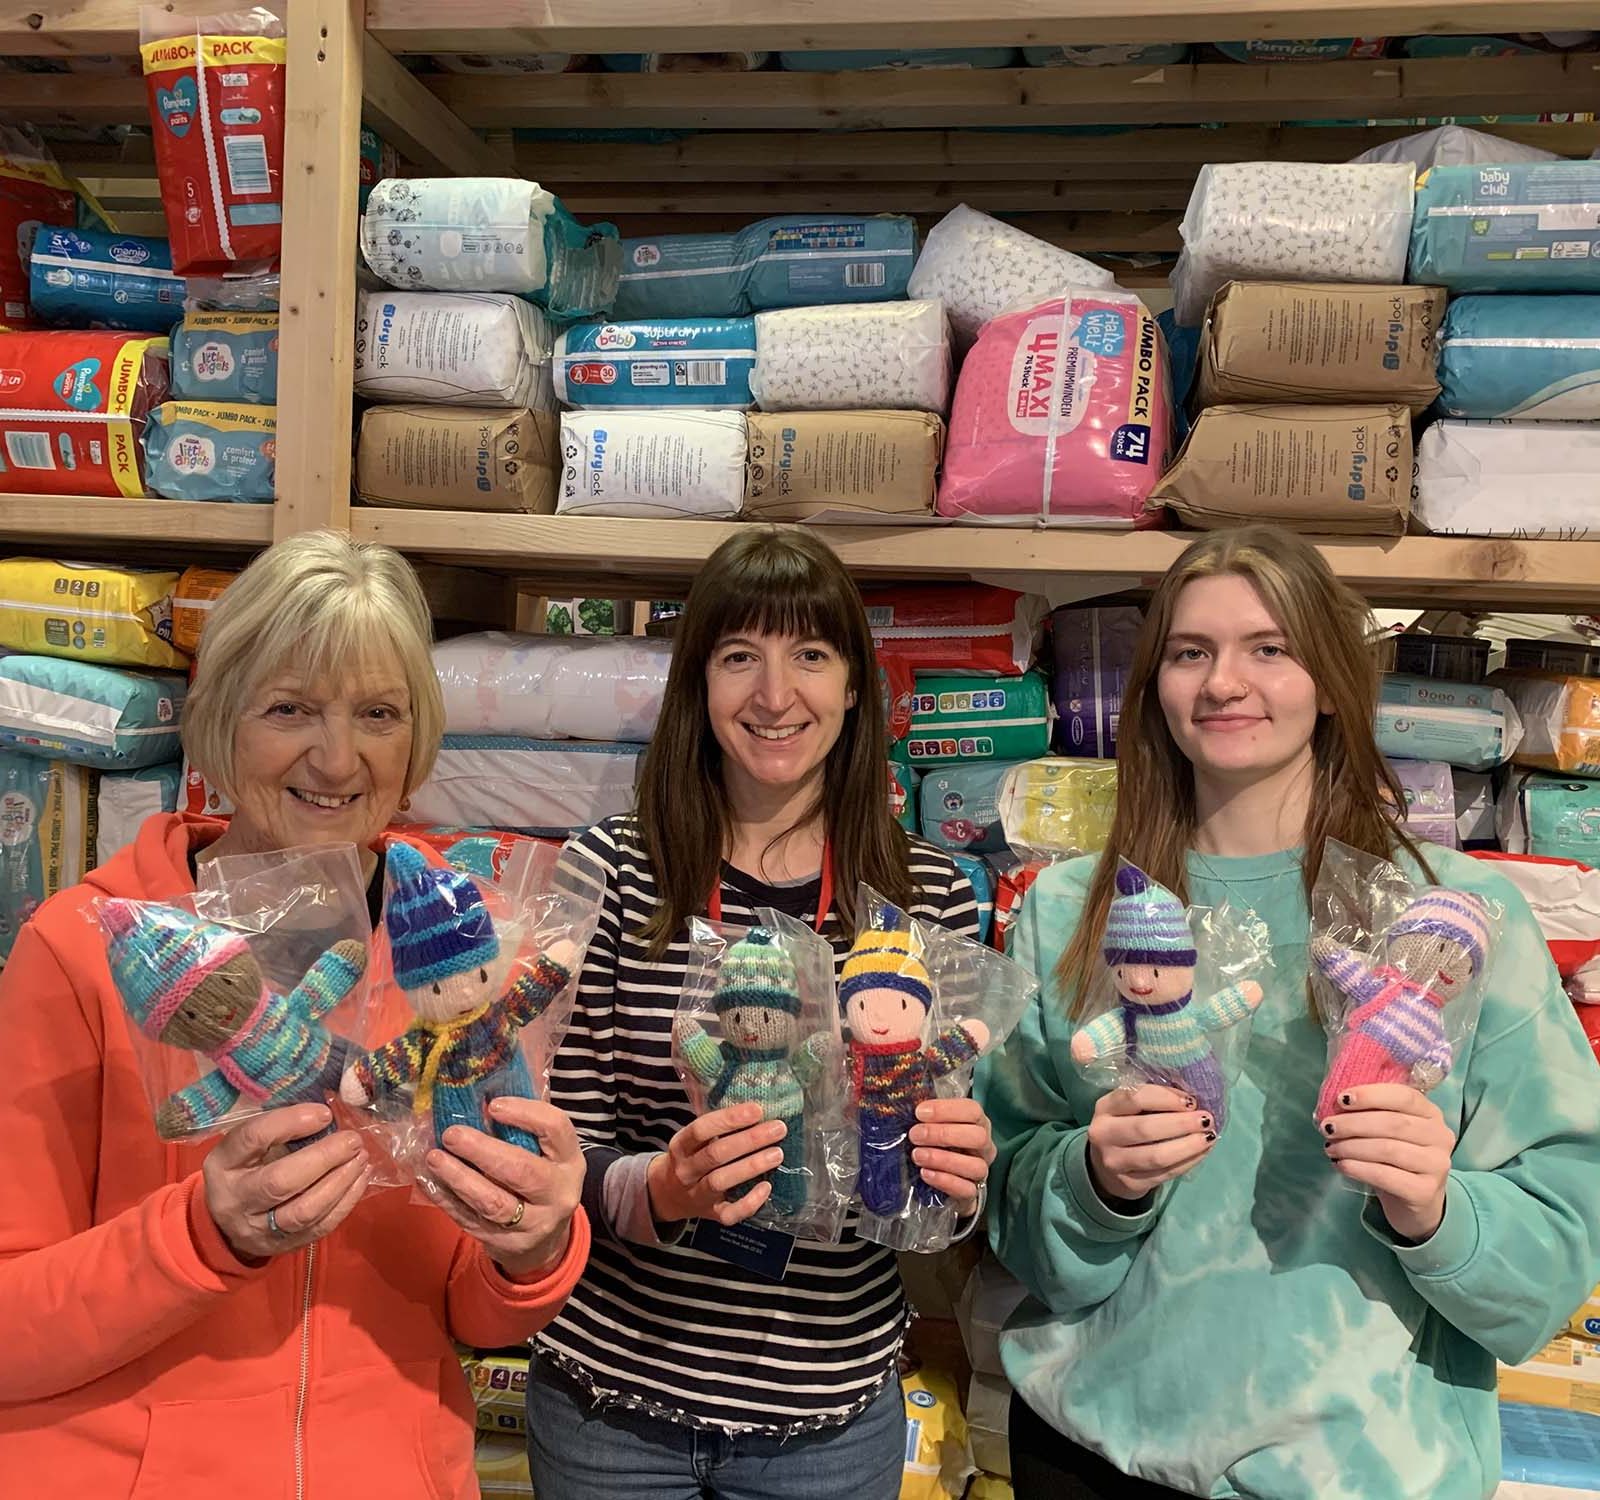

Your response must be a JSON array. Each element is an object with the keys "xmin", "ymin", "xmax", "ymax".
[{"xmin": 0, "ymin": 497, "xmax": 274, "ymax": 550}]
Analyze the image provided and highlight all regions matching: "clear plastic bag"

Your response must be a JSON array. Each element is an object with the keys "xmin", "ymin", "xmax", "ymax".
[
  {"xmin": 843, "ymin": 884, "xmax": 1039, "ymax": 1253},
  {"xmin": 94, "ymin": 842, "xmax": 372, "ymax": 1147},
  {"xmin": 997, "ymin": 756, "xmax": 1119, "ymax": 865},
  {"xmin": 340, "ymin": 839, "xmax": 598, "ymax": 1198},
  {"xmin": 673, "ymin": 909, "xmax": 854, "ymax": 1241},
  {"xmin": 1069, "ymin": 860, "xmax": 1269, "ymax": 1134},
  {"xmin": 182, "ymin": 272, "xmax": 281, "ymax": 312},
  {"xmin": 1309, "ymin": 840, "xmax": 1502, "ymax": 1137}
]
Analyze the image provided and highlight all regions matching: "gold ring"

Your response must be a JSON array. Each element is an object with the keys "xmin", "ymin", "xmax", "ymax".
[{"xmin": 502, "ymin": 1199, "xmax": 525, "ymax": 1230}]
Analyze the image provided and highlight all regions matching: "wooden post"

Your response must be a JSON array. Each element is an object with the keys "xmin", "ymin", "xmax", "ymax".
[{"xmin": 274, "ymin": 0, "xmax": 365, "ymax": 540}]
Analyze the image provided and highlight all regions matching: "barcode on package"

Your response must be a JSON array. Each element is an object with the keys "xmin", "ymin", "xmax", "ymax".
[
  {"xmin": 684, "ymin": 360, "xmax": 727, "ymax": 386},
  {"xmin": 224, "ymin": 135, "xmax": 272, "ymax": 196},
  {"xmin": 845, "ymin": 262, "xmax": 886, "ymax": 288},
  {"xmin": 904, "ymin": 1419, "xmax": 922, "ymax": 1464},
  {"xmin": 4, "ymin": 432, "xmax": 55, "ymax": 470}
]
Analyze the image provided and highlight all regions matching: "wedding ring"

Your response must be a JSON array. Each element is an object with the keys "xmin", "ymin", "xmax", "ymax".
[
  {"xmin": 501, "ymin": 1199, "xmax": 526, "ymax": 1230},
  {"xmin": 267, "ymin": 1206, "xmax": 288, "ymax": 1238}
]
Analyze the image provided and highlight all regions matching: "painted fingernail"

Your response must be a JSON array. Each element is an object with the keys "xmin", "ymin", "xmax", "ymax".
[
  {"xmin": 1200, "ymin": 1116, "xmax": 1213, "ymax": 1132},
  {"xmin": 1323, "ymin": 1121, "xmax": 1336, "ymax": 1136},
  {"xmin": 1184, "ymin": 1096, "xmax": 1197, "ymax": 1109},
  {"xmin": 1204, "ymin": 1131, "xmax": 1217, "ymax": 1143},
  {"xmin": 1340, "ymin": 1093, "xmax": 1353, "ymax": 1107}
]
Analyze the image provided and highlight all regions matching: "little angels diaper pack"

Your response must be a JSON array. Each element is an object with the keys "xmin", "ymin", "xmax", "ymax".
[
  {"xmin": 142, "ymin": 400, "xmax": 275, "ymax": 501},
  {"xmin": 170, "ymin": 311, "xmax": 279, "ymax": 404}
]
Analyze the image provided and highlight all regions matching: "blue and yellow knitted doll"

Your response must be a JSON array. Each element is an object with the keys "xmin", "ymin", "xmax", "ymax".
[
  {"xmin": 103, "ymin": 898, "xmax": 367, "ymax": 1141},
  {"xmin": 341, "ymin": 843, "xmax": 576, "ymax": 1157},
  {"xmin": 1070, "ymin": 864, "xmax": 1262, "ymax": 1131},
  {"xmin": 674, "ymin": 928, "xmax": 829, "ymax": 1215}
]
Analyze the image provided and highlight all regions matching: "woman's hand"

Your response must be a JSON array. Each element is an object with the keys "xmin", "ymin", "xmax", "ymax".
[
  {"xmin": 910, "ymin": 1097, "xmax": 995, "ymax": 1212},
  {"xmin": 425, "ymin": 1098, "xmax": 585, "ymax": 1279},
  {"xmin": 646, "ymin": 1102, "xmax": 788, "ymax": 1228},
  {"xmin": 1322, "ymin": 1083, "xmax": 1455, "ymax": 1243},
  {"xmin": 203, "ymin": 1104, "xmax": 371, "ymax": 1261},
  {"xmin": 1086, "ymin": 1084, "xmax": 1215, "ymax": 1205}
]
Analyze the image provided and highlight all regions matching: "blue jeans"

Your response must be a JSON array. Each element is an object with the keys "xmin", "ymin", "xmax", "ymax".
[{"xmin": 525, "ymin": 1356, "xmax": 906, "ymax": 1500}]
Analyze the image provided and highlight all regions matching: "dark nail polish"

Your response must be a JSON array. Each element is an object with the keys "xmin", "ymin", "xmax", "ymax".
[
  {"xmin": 1323, "ymin": 1122, "xmax": 1336, "ymax": 1136},
  {"xmin": 1204, "ymin": 1131, "xmax": 1217, "ymax": 1143},
  {"xmin": 1200, "ymin": 1116, "xmax": 1213, "ymax": 1132},
  {"xmin": 1340, "ymin": 1093, "xmax": 1353, "ymax": 1107}
]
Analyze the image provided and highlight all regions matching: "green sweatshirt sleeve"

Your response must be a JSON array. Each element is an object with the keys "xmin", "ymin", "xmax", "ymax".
[
  {"xmin": 976, "ymin": 859, "xmax": 1173, "ymax": 1317},
  {"xmin": 1360, "ymin": 870, "xmax": 1600, "ymax": 1366}
]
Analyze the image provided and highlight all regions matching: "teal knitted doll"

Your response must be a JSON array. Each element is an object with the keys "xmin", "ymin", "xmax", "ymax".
[
  {"xmin": 1070, "ymin": 864, "xmax": 1262, "ymax": 1132},
  {"xmin": 340, "ymin": 842, "xmax": 577, "ymax": 1157},
  {"xmin": 103, "ymin": 898, "xmax": 367, "ymax": 1141},
  {"xmin": 673, "ymin": 927, "xmax": 829, "ymax": 1215}
]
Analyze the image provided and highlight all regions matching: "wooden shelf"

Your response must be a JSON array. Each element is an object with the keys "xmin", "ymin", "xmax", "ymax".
[
  {"xmin": 0, "ymin": 496, "xmax": 275, "ymax": 550},
  {"xmin": 347, "ymin": 512, "xmax": 1600, "ymax": 611}
]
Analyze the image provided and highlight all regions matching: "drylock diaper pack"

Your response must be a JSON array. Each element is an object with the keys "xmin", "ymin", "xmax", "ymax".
[{"xmin": 353, "ymin": 291, "xmax": 553, "ymax": 408}]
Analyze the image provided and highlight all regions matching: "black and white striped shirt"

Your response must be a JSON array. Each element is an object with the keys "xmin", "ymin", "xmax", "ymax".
[{"xmin": 541, "ymin": 813, "xmax": 980, "ymax": 1433}]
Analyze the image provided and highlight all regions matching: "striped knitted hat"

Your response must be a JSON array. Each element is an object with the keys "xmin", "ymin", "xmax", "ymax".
[
  {"xmin": 102, "ymin": 900, "xmax": 251, "ymax": 1040},
  {"xmin": 1103, "ymin": 864, "xmax": 1197, "ymax": 968},
  {"xmin": 384, "ymin": 841, "xmax": 498, "ymax": 990},
  {"xmin": 714, "ymin": 927, "xmax": 803, "ymax": 1017},
  {"xmin": 840, "ymin": 905, "xmax": 933, "ymax": 1013},
  {"xmin": 1390, "ymin": 889, "xmax": 1493, "ymax": 976}
]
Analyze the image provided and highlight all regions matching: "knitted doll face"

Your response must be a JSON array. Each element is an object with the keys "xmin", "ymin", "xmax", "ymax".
[
  {"xmin": 1111, "ymin": 961, "xmax": 1194, "ymax": 1010},
  {"xmin": 1386, "ymin": 930, "xmax": 1480, "ymax": 997},
  {"xmin": 408, "ymin": 962, "xmax": 495, "ymax": 1023},
  {"xmin": 846, "ymin": 986, "xmax": 928, "ymax": 1046},
  {"xmin": 163, "ymin": 952, "xmax": 265, "ymax": 1051},
  {"xmin": 720, "ymin": 1002, "xmax": 800, "ymax": 1055}
]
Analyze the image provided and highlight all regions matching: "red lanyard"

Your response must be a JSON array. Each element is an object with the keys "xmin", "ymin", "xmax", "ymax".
[{"xmin": 707, "ymin": 840, "xmax": 834, "ymax": 934}]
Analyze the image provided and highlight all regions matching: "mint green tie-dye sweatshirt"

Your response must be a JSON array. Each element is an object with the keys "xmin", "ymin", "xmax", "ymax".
[{"xmin": 976, "ymin": 844, "xmax": 1600, "ymax": 1500}]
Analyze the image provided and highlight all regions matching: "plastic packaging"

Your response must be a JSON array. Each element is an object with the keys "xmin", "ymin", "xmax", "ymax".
[
  {"xmin": 1413, "ymin": 419, "xmax": 1600, "ymax": 539},
  {"xmin": 937, "ymin": 291, "xmax": 1170, "ymax": 527},
  {"xmin": 0, "ymin": 751, "xmax": 93, "ymax": 963},
  {"xmin": 997, "ymin": 756, "xmax": 1118, "ymax": 863},
  {"xmin": 906, "ymin": 204, "xmax": 1115, "ymax": 347},
  {"xmin": 1024, "ymin": 43, "xmax": 1189, "ymax": 65},
  {"xmin": 674, "ymin": 913, "xmax": 851, "ymax": 1240},
  {"xmin": 1437, "ymin": 296, "xmax": 1600, "ymax": 419},
  {"xmin": 96, "ymin": 762, "xmax": 182, "ymax": 866},
  {"xmin": 1049, "ymin": 605, "xmax": 1142, "ymax": 758},
  {"xmin": 613, "ymin": 213, "xmax": 916, "ymax": 321},
  {"xmin": 182, "ymin": 271, "xmax": 279, "ymax": 312},
  {"xmin": 952, "ymin": 854, "xmax": 995, "ymax": 945},
  {"xmin": 1495, "ymin": 670, "xmax": 1600, "ymax": 776},
  {"xmin": 918, "ymin": 761, "xmax": 1024, "ymax": 855},
  {"xmin": 1070, "ymin": 860, "xmax": 1268, "ymax": 1133},
  {"xmin": 842, "ymin": 886, "xmax": 1038, "ymax": 1252},
  {"xmin": 1377, "ymin": 674, "xmax": 1522, "ymax": 771},
  {"xmin": 0, "ymin": 329, "xmax": 169, "ymax": 497},
  {"xmin": 554, "ymin": 317, "xmax": 756, "ymax": 409},
  {"xmin": 744, "ymin": 409, "xmax": 942, "ymax": 521},
  {"xmin": 888, "ymin": 755, "xmax": 919, "ymax": 831},
  {"xmin": 1388, "ymin": 633, "xmax": 1490, "ymax": 685},
  {"xmin": 1349, "ymin": 123, "xmax": 1561, "ymax": 172},
  {"xmin": 27, "ymin": 227, "xmax": 184, "ymax": 333},
  {"xmin": 360, "ymin": 177, "xmax": 622, "ymax": 319},
  {"xmin": 0, "ymin": 656, "xmax": 185, "ymax": 768},
  {"xmin": 905, "ymin": 670, "xmax": 1052, "ymax": 767},
  {"xmin": 0, "ymin": 124, "xmax": 79, "ymax": 326},
  {"xmin": 0, "ymin": 558, "xmax": 186, "ymax": 670},
  {"xmin": 1213, "ymin": 37, "xmax": 1389, "ymax": 62},
  {"xmin": 601, "ymin": 52, "xmax": 770, "ymax": 72},
  {"xmin": 341, "ymin": 839, "xmax": 597, "ymax": 1186},
  {"xmin": 142, "ymin": 399, "xmax": 275, "ymax": 502},
  {"xmin": 139, "ymin": 7, "xmax": 286, "ymax": 275},
  {"xmin": 557, "ymin": 409, "xmax": 747, "ymax": 518},
  {"xmin": 751, "ymin": 298, "xmax": 950, "ymax": 413},
  {"xmin": 170, "ymin": 564, "xmax": 236, "ymax": 656},
  {"xmin": 1499, "ymin": 770, "xmax": 1600, "ymax": 867},
  {"xmin": 991, "ymin": 856, "xmax": 1050, "ymax": 955},
  {"xmin": 1387, "ymin": 758, "xmax": 1459, "ymax": 848},
  {"xmin": 1308, "ymin": 839, "xmax": 1502, "ymax": 1130},
  {"xmin": 357, "ymin": 405, "xmax": 558, "ymax": 514},
  {"xmin": 354, "ymin": 291, "xmax": 553, "ymax": 408},
  {"xmin": 778, "ymin": 48, "xmax": 1018, "ymax": 70},
  {"xmin": 1171, "ymin": 162, "xmax": 1415, "ymax": 326},
  {"xmin": 383, "ymin": 825, "xmax": 561, "ymax": 892},
  {"xmin": 170, "ymin": 310, "xmax": 279, "ymax": 403}
]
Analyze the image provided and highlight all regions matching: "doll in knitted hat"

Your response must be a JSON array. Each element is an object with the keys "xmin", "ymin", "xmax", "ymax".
[
  {"xmin": 340, "ymin": 842, "xmax": 578, "ymax": 1156},
  {"xmin": 103, "ymin": 898, "xmax": 367, "ymax": 1140},
  {"xmin": 840, "ymin": 905, "xmax": 989, "ymax": 1218},
  {"xmin": 1070, "ymin": 864, "xmax": 1263, "ymax": 1132},
  {"xmin": 674, "ymin": 927, "xmax": 830, "ymax": 1215},
  {"xmin": 1311, "ymin": 886, "xmax": 1492, "ymax": 1123}
]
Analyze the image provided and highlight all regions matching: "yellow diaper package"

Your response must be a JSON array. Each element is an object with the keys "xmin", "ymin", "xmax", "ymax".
[
  {"xmin": 901, "ymin": 1355, "xmax": 973, "ymax": 1500},
  {"xmin": 1496, "ymin": 671, "xmax": 1600, "ymax": 778},
  {"xmin": 997, "ymin": 757, "xmax": 1118, "ymax": 860},
  {"xmin": 460, "ymin": 1352, "xmax": 528, "ymax": 1436},
  {"xmin": 1498, "ymin": 1335, "xmax": 1600, "ymax": 1416},
  {"xmin": 0, "ymin": 558, "xmax": 186, "ymax": 670},
  {"xmin": 473, "ymin": 1433, "xmax": 534, "ymax": 1498},
  {"xmin": 969, "ymin": 1477, "xmax": 1014, "ymax": 1500}
]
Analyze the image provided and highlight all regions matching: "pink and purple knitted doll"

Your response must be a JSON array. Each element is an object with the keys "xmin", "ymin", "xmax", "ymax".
[{"xmin": 1312, "ymin": 887, "xmax": 1492, "ymax": 1123}]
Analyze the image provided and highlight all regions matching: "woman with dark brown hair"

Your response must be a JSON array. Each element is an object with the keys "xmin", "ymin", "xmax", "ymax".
[
  {"xmin": 979, "ymin": 525, "xmax": 1600, "ymax": 1500},
  {"xmin": 526, "ymin": 526, "xmax": 994, "ymax": 1500}
]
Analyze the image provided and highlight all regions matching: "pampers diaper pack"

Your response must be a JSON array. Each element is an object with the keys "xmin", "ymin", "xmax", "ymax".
[
  {"xmin": 558, "ymin": 409, "xmax": 747, "ymax": 518},
  {"xmin": 142, "ymin": 400, "xmax": 275, "ymax": 502},
  {"xmin": 906, "ymin": 671, "xmax": 1051, "ymax": 767},
  {"xmin": 1412, "ymin": 421, "xmax": 1600, "ymax": 539},
  {"xmin": 613, "ymin": 214, "xmax": 916, "ymax": 321},
  {"xmin": 937, "ymin": 291, "xmax": 1170, "ymax": 526},
  {"xmin": 1211, "ymin": 37, "xmax": 1389, "ymax": 62},
  {"xmin": 554, "ymin": 318, "xmax": 756, "ymax": 408},
  {"xmin": 751, "ymin": 299, "xmax": 950, "ymax": 413},
  {"xmin": 360, "ymin": 176, "xmax": 621, "ymax": 318},
  {"xmin": 97, "ymin": 762, "xmax": 182, "ymax": 866},
  {"xmin": 1437, "ymin": 295, "xmax": 1600, "ymax": 419},
  {"xmin": 919, "ymin": 760, "xmax": 1021, "ymax": 854},
  {"xmin": 0, "ymin": 656, "xmax": 185, "ymax": 768},
  {"xmin": 0, "ymin": 750, "xmax": 93, "ymax": 964},
  {"xmin": 1412, "ymin": 162, "xmax": 1600, "ymax": 293},
  {"xmin": 170, "ymin": 311, "xmax": 279, "ymax": 404},
  {"xmin": 0, "ymin": 559, "xmax": 185, "ymax": 670},
  {"xmin": 1376, "ymin": 674, "xmax": 1521, "ymax": 771},
  {"xmin": 354, "ymin": 291, "xmax": 553, "ymax": 408},
  {"xmin": 356, "ymin": 404, "xmax": 557, "ymax": 513},
  {"xmin": 27, "ymin": 228, "xmax": 184, "ymax": 334}
]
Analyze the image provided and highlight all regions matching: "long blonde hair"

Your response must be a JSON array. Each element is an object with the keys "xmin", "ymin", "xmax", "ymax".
[{"xmin": 1057, "ymin": 525, "xmax": 1431, "ymax": 1014}]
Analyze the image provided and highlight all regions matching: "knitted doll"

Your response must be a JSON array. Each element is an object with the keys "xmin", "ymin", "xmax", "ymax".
[
  {"xmin": 103, "ymin": 899, "xmax": 367, "ymax": 1141},
  {"xmin": 840, "ymin": 909, "xmax": 989, "ymax": 1217},
  {"xmin": 673, "ymin": 927, "xmax": 829, "ymax": 1215},
  {"xmin": 340, "ymin": 842, "xmax": 576, "ymax": 1156},
  {"xmin": 1069, "ymin": 865, "xmax": 1263, "ymax": 1132},
  {"xmin": 1311, "ymin": 887, "xmax": 1492, "ymax": 1124}
]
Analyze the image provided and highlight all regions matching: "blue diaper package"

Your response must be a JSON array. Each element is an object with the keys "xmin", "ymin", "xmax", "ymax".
[
  {"xmin": 1437, "ymin": 294, "xmax": 1600, "ymax": 419},
  {"xmin": 142, "ymin": 401, "xmax": 277, "ymax": 503},
  {"xmin": 170, "ymin": 312, "xmax": 280, "ymax": 404},
  {"xmin": 0, "ymin": 751, "xmax": 93, "ymax": 963},
  {"xmin": 1412, "ymin": 162, "xmax": 1600, "ymax": 293},
  {"xmin": 0, "ymin": 655, "xmax": 185, "ymax": 768},
  {"xmin": 1375, "ymin": 674, "xmax": 1519, "ymax": 771},
  {"xmin": 96, "ymin": 761, "xmax": 182, "ymax": 865},
  {"xmin": 1024, "ymin": 43, "xmax": 1190, "ymax": 66},
  {"xmin": 27, "ymin": 227, "xmax": 184, "ymax": 334},
  {"xmin": 1400, "ymin": 34, "xmax": 1594, "ymax": 57},
  {"xmin": 1212, "ymin": 37, "xmax": 1390, "ymax": 62},
  {"xmin": 778, "ymin": 49, "xmax": 1019, "ymax": 70},
  {"xmin": 887, "ymin": 756, "xmax": 919, "ymax": 831},
  {"xmin": 952, "ymin": 852, "xmax": 995, "ymax": 943},
  {"xmin": 918, "ymin": 760, "xmax": 1024, "ymax": 855},
  {"xmin": 553, "ymin": 318, "xmax": 757, "ymax": 408},
  {"xmin": 613, "ymin": 213, "xmax": 917, "ymax": 320},
  {"xmin": 1510, "ymin": 773, "xmax": 1600, "ymax": 865}
]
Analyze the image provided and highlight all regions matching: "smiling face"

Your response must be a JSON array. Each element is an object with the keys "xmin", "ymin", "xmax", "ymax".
[
  {"xmin": 1156, "ymin": 574, "xmax": 1328, "ymax": 790},
  {"xmin": 1387, "ymin": 930, "xmax": 1479, "ymax": 998},
  {"xmin": 408, "ymin": 962, "xmax": 496, "ymax": 1023},
  {"xmin": 1111, "ymin": 961, "xmax": 1194, "ymax": 1010},
  {"xmin": 163, "ymin": 952, "xmax": 265, "ymax": 1050},
  {"xmin": 719, "ymin": 1001, "xmax": 799, "ymax": 1056},
  {"xmin": 845, "ymin": 985, "xmax": 929, "ymax": 1047}
]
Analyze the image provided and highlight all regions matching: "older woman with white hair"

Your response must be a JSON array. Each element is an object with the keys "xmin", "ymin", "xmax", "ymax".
[{"xmin": 0, "ymin": 532, "xmax": 590, "ymax": 1498}]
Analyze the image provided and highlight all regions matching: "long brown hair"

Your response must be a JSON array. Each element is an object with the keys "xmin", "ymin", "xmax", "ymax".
[
  {"xmin": 1057, "ymin": 524, "xmax": 1432, "ymax": 1014},
  {"xmin": 637, "ymin": 527, "xmax": 913, "ymax": 957}
]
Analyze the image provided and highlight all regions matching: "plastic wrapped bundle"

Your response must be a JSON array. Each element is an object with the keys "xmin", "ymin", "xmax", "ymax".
[
  {"xmin": 554, "ymin": 318, "xmax": 756, "ymax": 408},
  {"xmin": 778, "ymin": 48, "xmax": 1019, "ymax": 69},
  {"xmin": 1349, "ymin": 123, "xmax": 1561, "ymax": 171},
  {"xmin": 1171, "ymin": 162, "xmax": 1415, "ymax": 325},
  {"xmin": 906, "ymin": 671, "xmax": 1051, "ymax": 767},
  {"xmin": 997, "ymin": 756, "xmax": 1118, "ymax": 861},
  {"xmin": 170, "ymin": 312, "xmax": 279, "ymax": 404},
  {"xmin": 918, "ymin": 760, "xmax": 1021, "ymax": 855},
  {"xmin": 142, "ymin": 401, "xmax": 276, "ymax": 502},
  {"xmin": 96, "ymin": 763, "xmax": 182, "ymax": 866},
  {"xmin": 601, "ymin": 52, "xmax": 770, "ymax": 72},
  {"xmin": 1413, "ymin": 421, "xmax": 1600, "ymax": 539},
  {"xmin": 1437, "ymin": 296, "xmax": 1600, "ymax": 419},
  {"xmin": 354, "ymin": 291, "xmax": 553, "ymax": 408},
  {"xmin": 0, "ymin": 752, "xmax": 93, "ymax": 963},
  {"xmin": 0, "ymin": 656, "xmax": 185, "ymax": 768},
  {"xmin": 27, "ymin": 228, "xmax": 184, "ymax": 334},
  {"xmin": 0, "ymin": 559, "xmax": 185, "ymax": 670},
  {"xmin": 751, "ymin": 299, "xmax": 950, "ymax": 413},
  {"xmin": 557, "ymin": 409, "xmax": 747, "ymax": 518},
  {"xmin": 1024, "ymin": 43, "xmax": 1189, "ymax": 65},
  {"xmin": 1387, "ymin": 760, "xmax": 1458, "ymax": 848},
  {"xmin": 1376, "ymin": 675, "xmax": 1521, "ymax": 772},
  {"xmin": 1495, "ymin": 671, "xmax": 1600, "ymax": 776}
]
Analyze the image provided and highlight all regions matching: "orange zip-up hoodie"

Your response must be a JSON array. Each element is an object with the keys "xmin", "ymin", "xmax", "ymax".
[{"xmin": 0, "ymin": 813, "xmax": 590, "ymax": 1500}]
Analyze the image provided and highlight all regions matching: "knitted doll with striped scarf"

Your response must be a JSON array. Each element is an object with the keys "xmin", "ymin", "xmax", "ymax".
[
  {"xmin": 340, "ymin": 843, "xmax": 576, "ymax": 1156},
  {"xmin": 104, "ymin": 899, "xmax": 367, "ymax": 1141},
  {"xmin": 1311, "ymin": 887, "xmax": 1492, "ymax": 1124},
  {"xmin": 840, "ymin": 911, "xmax": 989, "ymax": 1217},
  {"xmin": 1070, "ymin": 865, "xmax": 1263, "ymax": 1132},
  {"xmin": 674, "ymin": 928, "xmax": 829, "ymax": 1215}
]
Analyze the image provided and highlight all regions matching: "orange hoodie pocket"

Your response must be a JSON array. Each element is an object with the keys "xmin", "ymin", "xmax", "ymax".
[{"xmin": 129, "ymin": 1387, "xmax": 296, "ymax": 1500}]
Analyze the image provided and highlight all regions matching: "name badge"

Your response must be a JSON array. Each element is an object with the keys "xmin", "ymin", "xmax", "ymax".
[{"xmin": 689, "ymin": 1218, "xmax": 796, "ymax": 1282}]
